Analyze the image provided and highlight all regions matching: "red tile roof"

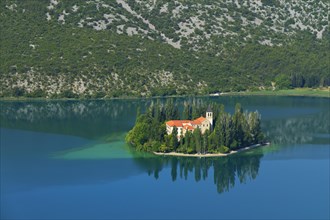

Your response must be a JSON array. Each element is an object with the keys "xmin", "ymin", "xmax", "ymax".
[
  {"xmin": 166, "ymin": 120, "xmax": 191, "ymax": 127},
  {"xmin": 166, "ymin": 117, "xmax": 207, "ymax": 128},
  {"xmin": 184, "ymin": 125, "xmax": 194, "ymax": 130},
  {"xmin": 192, "ymin": 117, "xmax": 207, "ymax": 125}
]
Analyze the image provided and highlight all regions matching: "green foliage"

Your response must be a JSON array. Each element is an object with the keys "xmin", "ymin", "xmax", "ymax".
[
  {"xmin": 193, "ymin": 127, "xmax": 202, "ymax": 153},
  {"xmin": 59, "ymin": 90, "xmax": 79, "ymax": 99},
  {"xmin": 261, "ymin": 0, "xmax": 280, "ymax": 7},
  {"xmin": 125, "ymin": 115, "xmax": 150, "ymax": 148},
  {"xmin": 219, "ymin": 146, "xmax": 230, "ymax": 154},
  {"xmin": 126, "ymin": 100, "xmax": 266, "ymax": 154},
  {"xmin": 275, "ymin": 74, "xmax": 291, "ymax": 89},
  {"xmin": 0, "ymin": 1, "xmax": 328, "ymax": 98},
  {"xmin": 12, "ymin": 87, "xmax": 26, "ymax": 97},
  {"xmin": 26, "ymin": 89, "xmax": 46, "ymax": 98},
  {"xmin": 170, "ymin": 126, "xmax": 179, "ymax": 151}
]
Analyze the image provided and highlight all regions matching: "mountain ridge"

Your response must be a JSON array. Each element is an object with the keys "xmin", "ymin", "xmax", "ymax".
[{"xmin": 1, "ymin": 0, "xmax": 329, "ymax": 98}]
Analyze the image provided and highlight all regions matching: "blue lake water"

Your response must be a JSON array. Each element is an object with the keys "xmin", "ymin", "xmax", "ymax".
[{"xmin": 1, "ymin": 96, "xmax": 329, "ymax": 219}]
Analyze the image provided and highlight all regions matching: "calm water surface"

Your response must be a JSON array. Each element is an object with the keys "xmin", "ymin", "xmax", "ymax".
[{"xmin": 1, "ymin": 96, "xmax": 329, "ymax": 219}]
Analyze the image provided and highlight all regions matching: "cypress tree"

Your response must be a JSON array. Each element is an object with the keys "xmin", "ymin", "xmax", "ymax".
[
  {"xmin": 171, "ymin": 126, "xmax": 179, "ymax": 151},
  {"xmin": 193, "ymin": 127, "xmax": 202, "ymax": 153},
  {"xmin": 179, "ymin": 135, "xmax": 184, "ymax": 151},
  {"xmin": 249, "ymin": 111, "xmax": 263, "ymax": 144},
  {"xmin": 203, "ymin": 129, "xmax": 210, "ymax": 153},
  {"xmin": 232, "ymin": 103, "xmax": 244, "ymax": 149},
  {"xmin": 183, "ymin": 132, "xmax": 190, "ymax": 153},
  {"xmin": 224, "ymin": 113, "xmax": 233, "ymax": 148},
  {"xmin": 189, "ymin": 131, "xmax": 196, "ymax": 153}
]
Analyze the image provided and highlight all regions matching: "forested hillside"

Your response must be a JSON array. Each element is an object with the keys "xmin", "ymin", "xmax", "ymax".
[{"xmin": 1, "ymin": 0, "xmax": 329, "ymax": 98}]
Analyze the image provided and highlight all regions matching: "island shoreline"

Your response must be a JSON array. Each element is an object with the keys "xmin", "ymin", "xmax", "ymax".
[{"xmin": 153, "ymin": 142, "xmax": 270, "ymax": 157}]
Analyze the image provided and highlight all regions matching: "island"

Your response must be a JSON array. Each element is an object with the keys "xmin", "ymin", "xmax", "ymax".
[{"xmin": 126, "ymin": 99, "xmax": 267, "ymax": 157}]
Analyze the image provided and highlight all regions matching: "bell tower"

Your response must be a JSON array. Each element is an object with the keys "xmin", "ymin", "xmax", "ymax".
[{"xmin": 206, "ymin": 105, "xmax": 213, "ymax": 128}]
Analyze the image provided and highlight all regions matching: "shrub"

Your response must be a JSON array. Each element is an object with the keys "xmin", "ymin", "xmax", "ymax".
[{"xmin": 219, "ymin": 146, "xmax": 230, "ymax": 153}]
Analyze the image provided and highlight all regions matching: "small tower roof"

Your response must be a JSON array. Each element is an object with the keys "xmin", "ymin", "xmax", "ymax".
[{"xmin": 206, "ymin": 105, "xmax": 212, "ymax": 112}]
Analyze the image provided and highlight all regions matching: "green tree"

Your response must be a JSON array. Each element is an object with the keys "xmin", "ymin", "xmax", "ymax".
[
  {"xmin": 232, "ymin": 103, "xmax": 245, "ymax": 149},
  {"xmin": 193, "ymin": 127, "xmax": 202, "ymax": 153},
  {"xmin": 249, "ymin": 111, "xmax": 264, "ymax": 144},
  {"xmin": 208, "ymin": 131, "xmax": 217, "ymax": 152},
  {"xmin": 202, "ymin": 129, "xmax": 210, "ymax": 154},
  {"xmin": 183, "ymin": 131, "xmax": 191, "ymax": 153},
  {"xmin": 125, "ymin": 115, "xmax": 149, "ymax": 148},
  {"xmin": 170, "ymin": 126, "xmax": 179, "ymax": 151},
  {"xmin": 275, "ymin": 74, "xmax": 291, "ymax": 89},
  {"xmin": 224, "ymin": 113, "xmax": 233, "ymax": 149}
]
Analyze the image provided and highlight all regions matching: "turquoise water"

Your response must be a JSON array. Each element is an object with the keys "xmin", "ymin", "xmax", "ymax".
[{"xmin": 1, "ymin": 97, "xmax": 329, "ymax": 219}]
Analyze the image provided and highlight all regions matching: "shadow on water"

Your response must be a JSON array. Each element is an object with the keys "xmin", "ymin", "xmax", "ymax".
[
  {"xmin": 0, "ymin": 100, "xmax": 147, "ymax": 139},
  {"xmin": 131, "ymin": 150, "xmax": 264, "ymax": 194},
  {"xmin": 261, "ymin": 110, "xmax": 330, "ymax": 160},
  {"xmin": 264, "ymin": 111, "xmax": 329, "ymax": 146}
]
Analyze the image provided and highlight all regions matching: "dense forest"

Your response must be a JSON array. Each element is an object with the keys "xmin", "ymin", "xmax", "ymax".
[
  {"xmin": 126, "ymin": 100, "xmax": 265, "ymax": 154},
  {"xmin": 1, "ymin": 0, "xmax": 329, "ymax": 98}
]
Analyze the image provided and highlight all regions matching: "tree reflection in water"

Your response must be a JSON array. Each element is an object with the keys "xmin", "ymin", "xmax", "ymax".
[
  {"xmin": 264, "ymin": 111, "xmax": 329, "ymax": 145},
  {"xmin": 132, "ymin": 151, "xmax": 263, "ymax": 194}
]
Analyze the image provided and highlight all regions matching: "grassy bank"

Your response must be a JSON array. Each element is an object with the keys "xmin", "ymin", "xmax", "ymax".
[{"xmin": 226, "ymin": 88, "xmax": 329, "ymax": 98}]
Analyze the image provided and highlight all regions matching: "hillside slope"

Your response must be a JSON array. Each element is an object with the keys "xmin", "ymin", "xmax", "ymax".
[{"xmin": 1, "ymin": 0, "xmax": 329, "ymax": 98}]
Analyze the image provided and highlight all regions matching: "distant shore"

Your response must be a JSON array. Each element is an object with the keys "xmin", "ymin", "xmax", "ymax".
[
  {"xmin": 153, "ymin": 143, "xmax": 270, "ymax": 158},
  {"xmin": 0, "ymin": 88, "xmax": 328, "ymax": 101}
]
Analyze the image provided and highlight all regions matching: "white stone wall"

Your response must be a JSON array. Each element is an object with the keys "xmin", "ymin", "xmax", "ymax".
[
  {"xmin": 199, "ymin": 120, "xmax": 210, "ymax": 134},
  {"xmin": 166, "ymin": 124, "xmax": 173, "ymax": 135}
]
